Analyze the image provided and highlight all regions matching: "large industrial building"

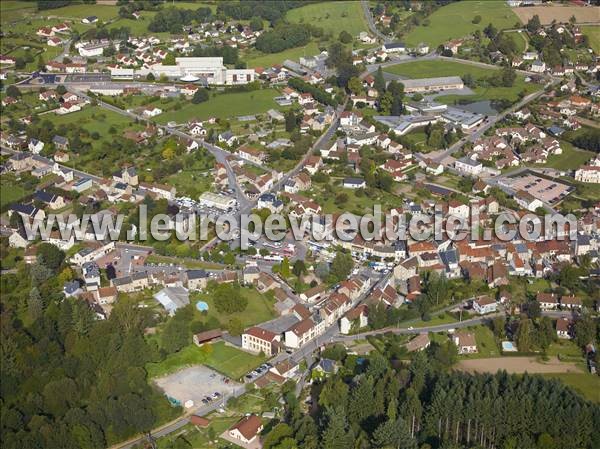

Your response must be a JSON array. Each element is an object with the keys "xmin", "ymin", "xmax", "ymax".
[
  {"xmin": 140, "ymin": 57, "xmax": 255, "ymax": 85},
  {"xmin": 401, "ymin": 76, "xmax": 464, "ymax": 93}
]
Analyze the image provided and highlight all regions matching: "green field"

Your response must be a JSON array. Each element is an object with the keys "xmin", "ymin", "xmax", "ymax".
[
  {"xmin": 543, "ymin": 373, "xmax": 600, "ymax": 403},
  {"xmin": 244, "ymin": 40, "xmax": 321, "ymax": 68},
  {"xmin": 529, "ymin": 141, "xmax": 595, "ymax": 171},
  {"xmin": 155, "ymin": 88, "xmax": 286, "ymax": 123},
  {"xmin": 385, "ymin": 59, "xmax": 539, "ymax": 103},
  {"xmin": 193, "ymin": 286, "xmax": 277, "ymax": 329},
  {"xmin": 404, "ymin": 1, "xmax": 519, "ymax": 48},
  {"xmin": 286, "ymin": 1, "xmax": 368, "ymax": 36},
  {"xmin": 0, "ymin": 176, "xmax": 29, "ymax": 208},
  {"xmin": 146, "ymin": 341, "xmax": 265, "ymax": 379},
  {"xmin": 505, "ymin": 30, "xmax": 528, "ymax": 53},
  {"xmin": 582, "ymin": 25, "xmax": 600, "ymax": 53}
]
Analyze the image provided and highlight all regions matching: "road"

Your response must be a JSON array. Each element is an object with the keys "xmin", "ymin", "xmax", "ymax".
[
  {"xmin": 360, "ymin": 0, "xmax": 392, "ymax": 43},
  {"xmin": 1, "ymin": 146, "xmax": 103, "ymax": 182},
  {"xmin": 421, "ymin": 76, "xmax": 560, "ymax": 165}
]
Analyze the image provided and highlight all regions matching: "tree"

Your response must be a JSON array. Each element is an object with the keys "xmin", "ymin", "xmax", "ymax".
[
  {"xmin": 37, "ymin": 243, "xmax": 65, "ymax": 271},
  {"xmin": 284, "ymin": 110, "xmax": 297, "ymax": 133},
  {"xmin": 212, "ymin": 282, "xmax": 247, "ymax": 314},
  {"xmin": 472, "ymin": 15, "xmax": 482, "ymax": 24},
  {"xmin": 374, "ymin": 66, "xmax": 386, "ymax": 95},
  {"xmin": 249, "ymin": 16, "xmax": 263, "ymax": 31},
  {"xmin": 161, "ymin": 312, "xmax": 190, "ymax": 354},
  {"xmin": 331, "ymin": 252, "xmax": 353, "ymax": 281},
  {"xmin": 6, "ymin": 85, "xmax": 21, "ymax": 98},
  {"xmin": 321, "ymin": 407, "xmax": 353, "ymax": 449},
  {"xmin": 292, "ymin": 260, "xmax": 307, "ymax": 277},
  {"xmin": 146, "ymin": 73, "xmax": 155, "ymax": 81},
  {"xmin": 516, "ymin": 317, "xmax": 532, "ymax": 352},
  {"xmin": 500, "ymin": 66, "xmax": 517, "ymax": 87},
  {"xmin": 526, "ymin": 14, "xmax": 541, "ymax": 33},
  {"xmin": 227, "ymin": 317, "xmax": 244, "ymax": 336},
  {"xmin": 280, "ymin": 257, "xmax": 291, "ymax": 278},
  {"xmin": 56, "ymin": 84, "xmax": 67, "ymax": 95},
  {"xmin": 191, "ymin": 88, "xmax": 209, "ymax": 104},
  {"xmin": 574, "ymin": 314, "xmax": 596, "ymax": 348},
  {"xmin": 347, "ymin": 76, "xmax": 363, "ymax": 95},
  {"xmin": 372, "ymin": 418, "xmax": 417, "ymax": 449},
  {"xmin": 338, "ymin": 30, "xmax": 352, "ymax": 44}
]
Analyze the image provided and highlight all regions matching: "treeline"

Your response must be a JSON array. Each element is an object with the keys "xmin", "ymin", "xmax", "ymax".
[
  {"xmin": 255, "ymin": 23, "xmax": 311, "ymax": 53},
  {"xmin": 147, "ymin": 6, "xmax": 211, "ymax": 33},
  {"xmin": 266, "ymin": 349, "xmax": 600, "ymax": 449},
  {"xmin": 0, "ymin": 245, "xmax": 179, "ymax": 449},
  {"xmin": 288, "ymin": 77, "xmax": 337, "ymax": 107},
  {"xmin": 569, "ymin": 128, "xmax": 600, "ymax": 153},
  {"xmin": 191, "ymin": 44, "xmax": 241, "ymax": 66},
  {"xmin": 217, "ymin": 1, "xmax": 306, "ymax": 23}
]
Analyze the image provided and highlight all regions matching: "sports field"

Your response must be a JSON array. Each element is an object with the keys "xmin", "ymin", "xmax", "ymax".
[
  {"xmin": 404, "ymin": 1, "xmax": 519, "ymax": 48},
  {"xmin": 286, "ymin": 1, "xmax": 368, "ymax": 36},
  {"xmin": 155, "ymin": 88, "xmax": 287, "ymax": 123}
]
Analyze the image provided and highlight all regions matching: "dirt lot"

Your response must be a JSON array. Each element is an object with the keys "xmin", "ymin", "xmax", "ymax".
[
  {"xmin": 512, "ymin": 5, "xmax": 600, "ymax": 25},
  {"xmin": 456, "ymin": 356, "xmax": 584, "ymax": 374}
]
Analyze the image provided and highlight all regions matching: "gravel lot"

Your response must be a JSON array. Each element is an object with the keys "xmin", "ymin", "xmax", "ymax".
[
  {"xmin": 154, "ymin": 365, "xmax": 241, "ymax": 407},
  {"xmin": 456, "ymin": 356, "xmax": 583, "ymax": 374}
]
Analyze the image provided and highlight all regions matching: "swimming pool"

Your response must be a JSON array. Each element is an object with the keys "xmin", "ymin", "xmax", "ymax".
[{"xmin": 196, "ymin": 301, "xmax": 209, "ymax": 312}]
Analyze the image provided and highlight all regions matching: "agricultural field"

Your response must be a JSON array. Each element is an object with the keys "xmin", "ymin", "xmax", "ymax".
[
  {"xmin": 385, "ymin": 59, "xmax": 540, "ymax": 104},
  {"xmin": 403, "ymin": 1, "xmax": 519, "ymax": 49},
  {"xmin": 542, "ymin": 373, "xmax": 600, "ymax": 403},
  {"xmin": 146, "ymin": 341, "xmax": 265, "ymax": 379},
  {"xmin": 154, "ymin": 88, "xmax": 287, "ymax": 123},
  {"xmin": 286, "ymin": 1, "xmax": 368, "ymax": 37},
  {"xmin": 511, "ymin": 5, "xmax": 599, "ymax": 25},
  {"xmin": 582, "ymin": 25, "xmax": 600, "ymax": 53}
]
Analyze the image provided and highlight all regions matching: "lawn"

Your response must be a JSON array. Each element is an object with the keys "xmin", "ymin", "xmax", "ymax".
[
  {"xmin": 385, "ymin": 59, "xmax": 539, "ymax": 104},
  {"xmin": 504, "ymin": 30, "xmax": 528, "ymax": 53},
  {"xmin": 528, "ymin": 141, "xmax": 595, "ymax": 171},
  {"xmin": 582, "ymin": 25, "xmax": 600, "ymax": 53},
  {"xmin": 409, "ymin": 313, "xmax": 458, "ymax": 328},
  {"xmin": 545, "ymin": 340, "xmax": 584, "ymax": 362},
  {"xmin": 286, "ymin": 1, "xmax": 368, "ymax": 37},
  {"xmin": 154, "ymin": 88, "xmax": 286, "ymax": 123},
  {"xmin": 464, "ymin": 325, "xmax": 500, "ymax": 359},
  {"xmin": 403, "ymin": 1, "xmax": 520, "ymax": 48},
  {"xmin": 542, "ymin": 373, "xmax": 600, "ymax": 403},
  {"xmin": 156, "ymin": 417, "xmax": 239, "ymax": 449},
  {"xmin": 0, "ymin": 176, "xmax": 29, "ymax": 208},
  {"xmin": 193, "ymin": 286, "xmax": 277, "ymax": 329},
  {"xmin": 146, "ymin": 341, "xmax": 266, "ymax": 379}
]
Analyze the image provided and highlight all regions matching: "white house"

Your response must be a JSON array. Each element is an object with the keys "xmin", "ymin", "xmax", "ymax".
[
  {"xmin": 339, "ymin": 305, "xmax": 368, "ymax": 334},
  {"xmin": 455, "ymin": 157, "xmax": 483, "ymax": 176},
  {"xmin": 343, "ymin": 177, "xmax": 366, "ymax": 189},
  {"xmin": 473, "ymin": 295, "xmax": 497, "ymax": 315},
  {"xmin": 228, "ymin": 415, "xmax": 263, "ymax": 445}
]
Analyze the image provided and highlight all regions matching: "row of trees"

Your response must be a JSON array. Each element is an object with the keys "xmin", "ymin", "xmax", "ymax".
[
  {"xmin": 255, "ymin": 23, "xmax": 311, "ymax": 54},
  {"xmin": 265, "ymin": 348, "xmax": 600, "ymax": 449}
]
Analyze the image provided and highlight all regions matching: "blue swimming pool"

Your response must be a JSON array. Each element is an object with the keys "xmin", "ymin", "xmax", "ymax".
[{"xmin": 196, "ymin": 301, "xmax": 209, "ymax": 312}]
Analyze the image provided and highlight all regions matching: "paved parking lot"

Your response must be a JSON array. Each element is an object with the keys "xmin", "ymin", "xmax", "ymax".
[
  {"xmin": 506, "ymin": 174, "xmax": 572, "ymax": 204},
  {"xmin": 154, "ymin": 365, "xmax": 240, "ymax": 408}
]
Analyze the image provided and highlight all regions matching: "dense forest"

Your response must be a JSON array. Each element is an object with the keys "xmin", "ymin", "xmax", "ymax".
[
  {"xmin": 255, "ymin": 24, "xmax": 312, "ymax": 54},
  {"xmin": 266, "ymin": 348, "xmax": 600, "ymax": 449},
  {"xmin": 0, "ymin": 245, "xmax": 179, "ymax": 449}
]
